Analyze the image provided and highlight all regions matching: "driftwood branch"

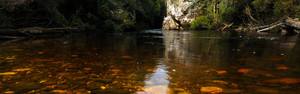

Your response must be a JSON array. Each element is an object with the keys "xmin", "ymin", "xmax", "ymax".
[{"xmin": 257, "ymin": 23, "xmax": 283, "ymax": 32}]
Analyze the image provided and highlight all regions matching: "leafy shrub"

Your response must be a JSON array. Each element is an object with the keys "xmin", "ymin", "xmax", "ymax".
[{"xmin": 190, "ymin": 14, "xmax": 216, "ymax": 30}]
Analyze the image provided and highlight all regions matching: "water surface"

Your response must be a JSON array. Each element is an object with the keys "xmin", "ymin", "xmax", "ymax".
[{"xmin": 1, "ymin": 30, "xmax": 300, "ymax": 93}]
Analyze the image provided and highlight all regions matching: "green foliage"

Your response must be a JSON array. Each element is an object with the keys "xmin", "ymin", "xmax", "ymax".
[
  {"xmin": 190, "ymin": 0, "xmax": 299, "ymax": 29},
  {"xmin": 252, "ymin": 0, "xmax": 272, "ymax": 13},
  {"xmin": 273, "ymin": 0, "xmax": 295, "ymax": 15},
  {"xmin": 103, "ymin": 19, "xmax": 122, "ymax": 31},
  {"xmin": 0, "ymin": 0, "xmax": 166, "ymax": 31},
  {"xmin": 190, "ymin": 14, "xmax": 216, "ymax": 30},
  {"xmin": 219, "ymin": 6, "xmax": 237, "ymax": 24}
]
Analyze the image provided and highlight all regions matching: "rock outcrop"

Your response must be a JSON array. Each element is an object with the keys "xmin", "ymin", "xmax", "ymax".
[{"xmin": 162, "ymin": 0, "xmax": 202, "ymax": 30}]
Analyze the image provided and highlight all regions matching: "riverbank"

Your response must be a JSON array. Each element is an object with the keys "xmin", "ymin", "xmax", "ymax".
[{"xmin": 0, "ymin": 27, "xmax": 82, "ymax": 39}]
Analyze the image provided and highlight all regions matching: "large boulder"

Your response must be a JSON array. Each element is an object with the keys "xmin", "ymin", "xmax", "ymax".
[
  {"xmin": 162, "ymin": 16, "xmax": 179, "ymax": 30},
  {"xmin": 162, "ymin": 0, "xmax": 203, "ymax": 30}
]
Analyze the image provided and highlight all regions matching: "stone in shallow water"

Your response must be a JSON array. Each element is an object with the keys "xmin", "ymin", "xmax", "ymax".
[
  {"xmin": 237, "ymin": 69, "xmax": 252, "ymax": 74},
  {"xmin": 51, "ymin": 90, "xmax": 67, "ymax": 93},
  {"xmin": 201, "ymin": 86, "xmax": 223, "ymax": 93}
]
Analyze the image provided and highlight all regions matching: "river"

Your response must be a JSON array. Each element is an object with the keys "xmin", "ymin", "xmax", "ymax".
[{"xmin": 0, "ymin": 29, "xmax": 300, "ymax": 93}]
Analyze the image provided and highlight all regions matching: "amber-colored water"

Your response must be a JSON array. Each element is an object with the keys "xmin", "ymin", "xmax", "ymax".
[{"xmin": 1, "ymin": 30, "xmax": 300, "ymax": 94}]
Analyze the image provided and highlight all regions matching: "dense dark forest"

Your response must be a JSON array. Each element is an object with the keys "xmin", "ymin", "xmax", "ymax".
[
  {"xmin": 0, "ymin": 0, "xmax": 166, "ymax": 31},
  {"xmin": 0, "ymin": 0, "xmax": 299, "ymax": 31}
]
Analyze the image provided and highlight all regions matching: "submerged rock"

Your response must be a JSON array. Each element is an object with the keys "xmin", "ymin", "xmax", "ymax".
[
  {"xmin": 200, "ymin": 86, "xmax": 223, "ymax": 93},
  {"xmin": 162, "ymin": 0, "xmax": 202, "ymax": 30}
]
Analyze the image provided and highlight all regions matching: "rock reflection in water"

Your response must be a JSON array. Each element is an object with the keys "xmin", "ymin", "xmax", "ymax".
[
  {"xmin": 137, "ymin": 60, "xmax": 170, "ymax": 94},
  {"xmin": 161, "ymin": 30, "xmax": 300, "ymax": 94}
]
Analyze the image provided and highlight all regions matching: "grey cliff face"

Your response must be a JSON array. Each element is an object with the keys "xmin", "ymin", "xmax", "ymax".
[{"xmin": 162, "ymin": 0, "xmax": 202, "ymax": 30}]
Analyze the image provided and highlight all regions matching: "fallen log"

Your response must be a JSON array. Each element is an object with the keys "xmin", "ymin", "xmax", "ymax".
[
  {"xmin": 285, "ymin": 18, "xmax": 300, "ymax": 29},
  {"xmin": 246, "ymin": 17, "xmax": 300, "ymax": 33},
  {"xmin": 257, "ymin": 22, "xmax": 283, "ymax": 32}
]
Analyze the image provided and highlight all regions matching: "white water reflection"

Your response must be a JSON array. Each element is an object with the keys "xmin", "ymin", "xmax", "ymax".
[{"xmin": 137, "ymin": 60, "xmax": 171, "ymax": 94}]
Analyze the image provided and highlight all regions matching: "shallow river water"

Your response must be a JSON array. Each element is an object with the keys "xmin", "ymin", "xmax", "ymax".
[{"xmin": 1, "ymin": 30, "xmax": 300, "ymax": 94}]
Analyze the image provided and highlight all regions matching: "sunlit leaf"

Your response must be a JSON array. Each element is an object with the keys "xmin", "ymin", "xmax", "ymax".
[
  {"xmin": 13, "ymin": 68, "xmax": 32, "ymax": 72},
  {"xmin": 264, "ymin": 78, "xmax": 300, "ymax": 84},
  {"xmin": 0, "ymin": 72, "xmax": 17, "ymax": 75},
  {"xmin": 201, "ymin": 86, "xmax": 223, "ymax": 93}
]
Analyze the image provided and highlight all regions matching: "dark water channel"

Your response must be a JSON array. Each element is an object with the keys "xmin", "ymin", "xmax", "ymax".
[{"xmin": 1, "ymin": 29, "xmax": 300, "ymax": 94}]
